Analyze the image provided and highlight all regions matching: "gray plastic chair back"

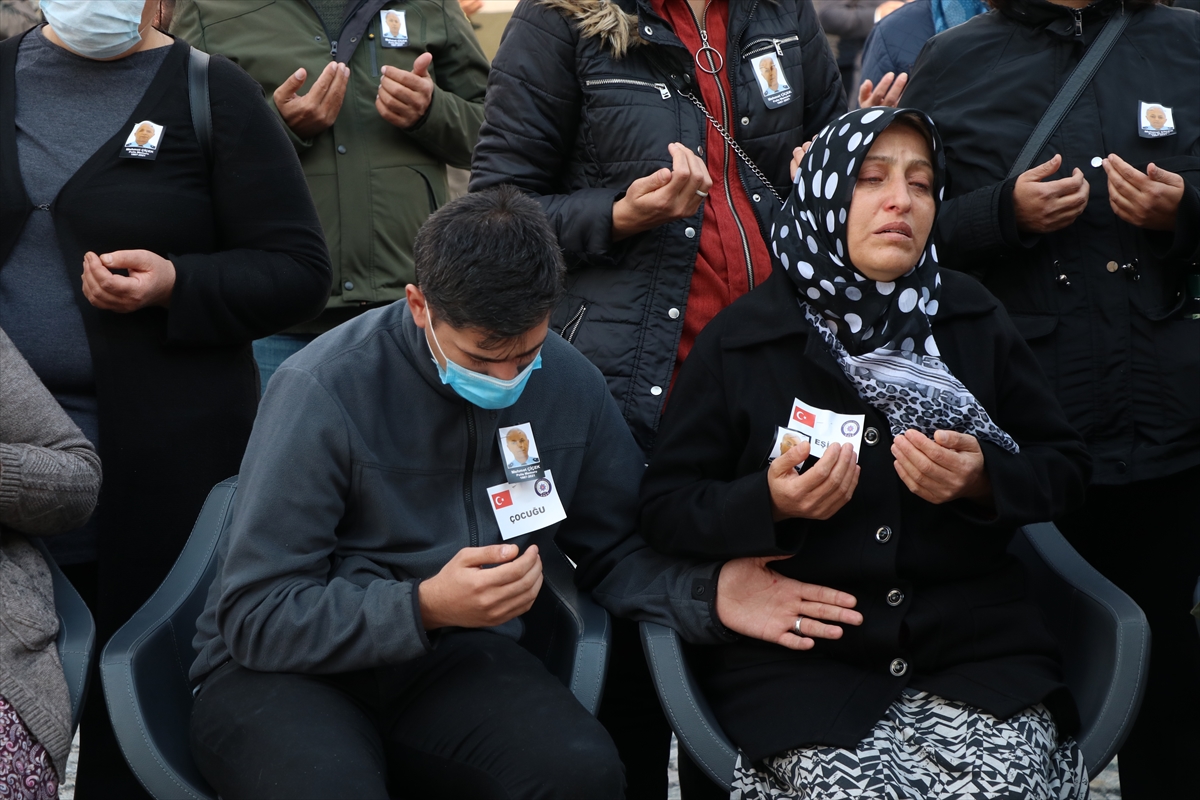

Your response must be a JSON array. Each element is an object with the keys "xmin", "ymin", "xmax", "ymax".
[
  {"xmin": 641, "ymin": 522, "xmax": 1150, "ymax": 790},
  {"xmin": 102, "ymin": 477, "xmax": 612, "ymax": 799},
  {"xmin": 31, "ymin": 537, "xmax": 95, "ymax": 735}
]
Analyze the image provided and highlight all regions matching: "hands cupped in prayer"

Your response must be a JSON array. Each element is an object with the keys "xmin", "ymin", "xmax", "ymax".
[
  {"xmin": 891, "ymin": 430, "xmax": 992, "ymax": 505},
  {"xmin": 768, "ymin": 440, "xmax": 860, "ymax": 522},
  {"xmin": 611, "ymin": 143, "xmax": 713, "ymax": 240},
  {"xmin": 716, "ymin": 556, "xmax": 863, "ymax": 651}
]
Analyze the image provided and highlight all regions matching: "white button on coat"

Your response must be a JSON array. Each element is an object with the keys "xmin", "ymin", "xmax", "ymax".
[
  {"xmin": 1091, "ymin": 156, "xmax": 1103, "ymax": 168},
  {"xmin": 668, "ymin": 308, "xmax": 680, "ymax": 319},
  {"xmin": 650, "ymin": 386, "xmax": 663, "ymax": 396},
  {"xmin": 684, "ymin": 227, "xmax": 696, "ymax": 238}
]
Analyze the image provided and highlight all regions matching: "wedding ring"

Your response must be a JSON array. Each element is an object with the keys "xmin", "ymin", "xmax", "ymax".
[
  {"xmin": 695, "ymin": 190, "xmax": 709, "ymax": 198},
  {"xmin": 792, "ymin": 617, "xmax": 805, "ymax": 636}
]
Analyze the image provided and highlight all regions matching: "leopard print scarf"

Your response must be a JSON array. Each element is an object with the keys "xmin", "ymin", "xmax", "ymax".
[{"xmin": 772, "ymin": 107, "xmax": 1018, "ymax": 454}]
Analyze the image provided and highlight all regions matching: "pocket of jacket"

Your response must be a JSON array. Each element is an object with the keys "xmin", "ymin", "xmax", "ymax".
[
  {"xmin": 553, "ymin": 295, "xmax": 589, "ymax": 345},
  {"xmin": 0, "ymin": 558, "xmax": 59, "ymax": 652},
  {"xmin": 1007, "ymin": 314, "xmax": 1058, "ymax": 341}
]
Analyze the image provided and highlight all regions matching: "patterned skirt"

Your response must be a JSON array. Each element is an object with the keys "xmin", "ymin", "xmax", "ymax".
[
  {"xmin": 0, "ymin": 694, "xmax": 59, "ymax": 800},
  {"xmin": 731, "ymin": 690, "xmax": 1089, "ymax": 800}
]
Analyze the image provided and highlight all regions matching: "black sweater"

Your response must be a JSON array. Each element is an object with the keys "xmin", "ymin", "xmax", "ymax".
[
  {"xmin": 0, "ymin": 36, "xmax": 331, "ymax": 637},
  {"xmin": 639, "ymin": 265, "xmax": 1091, "ymax": 761}
]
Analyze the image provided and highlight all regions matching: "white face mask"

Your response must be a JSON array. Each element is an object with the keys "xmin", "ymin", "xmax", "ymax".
[{"xmin": 41, "ymin": 0, "xmax": 147, "ymax": 60}]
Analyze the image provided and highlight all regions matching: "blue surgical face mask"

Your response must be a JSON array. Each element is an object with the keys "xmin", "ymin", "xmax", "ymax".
[
  {"xmin": 41, "ymin": 0, "xmax": 147, "ymax": 60},
  {"xmin": 426, "ymin": 314, "xmax": 541, "ymax": 410}
]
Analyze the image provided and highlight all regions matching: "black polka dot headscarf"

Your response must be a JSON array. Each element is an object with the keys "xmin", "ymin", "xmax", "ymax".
[{"xmin": 773, "ymin": 107, "xmax": 1018, "ymax": 453}]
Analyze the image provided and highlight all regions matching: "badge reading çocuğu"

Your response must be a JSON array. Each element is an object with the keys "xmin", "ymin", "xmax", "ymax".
[
  {"xmin": 1139, "ymin": 101, "xmax": 1176, "ymax": 139},
  {"xmin": 119, "ymin": 120, "xmax": 164, "ymax": 160},
  {"xmin": 497, "ymin": 423, "xmax": 544, "ymax": 484},
  {"xmin": 750, "ymin": 52, "xmax": 793, "ymax": 110},
  {"xmin": 786, "ymin": 398, "xmax": 864, "ymax": 461},
  {"xmin": 379, "ymin": 8, "xmax": 408, "ymax": 48},
  {"xmin": 487, "ymin": 470, "xmax": 567, "ymax": 540}
]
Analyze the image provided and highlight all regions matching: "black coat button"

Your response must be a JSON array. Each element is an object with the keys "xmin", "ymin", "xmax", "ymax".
[
  {"xmin": 875, "ymin": 526, "xmax": 892, "ymax": 543},
  {"xmin": 864, "ymin": 427, "xmax": 880, "ymax": 446},
  {"xmin": 887, "ymin": 589, "xmax": 904, "ymax": 606},
  {"xmin": 889, "ymin": 658, "xmax": 908, "ymax": 677}
]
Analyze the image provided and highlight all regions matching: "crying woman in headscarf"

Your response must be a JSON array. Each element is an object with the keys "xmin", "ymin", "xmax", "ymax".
[{"xmin": 638, "ymin": 108, "xmax": 1094, "ymax": 799}]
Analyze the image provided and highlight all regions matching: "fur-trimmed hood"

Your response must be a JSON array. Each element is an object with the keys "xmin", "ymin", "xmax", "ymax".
[{"xmin": 539, "ymin": 0, "xmax": 646, "ymax": 57}]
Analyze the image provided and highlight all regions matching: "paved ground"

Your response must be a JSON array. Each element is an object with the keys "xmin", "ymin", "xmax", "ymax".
[{"xmin": 60, "ymin": 732, "xmax": 1121, "ymax": 798}]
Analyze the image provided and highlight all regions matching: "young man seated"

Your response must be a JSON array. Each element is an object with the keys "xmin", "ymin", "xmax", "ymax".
[{"xmin": 186, "ymin": 187, "xmax": 862, "ymax": 800}]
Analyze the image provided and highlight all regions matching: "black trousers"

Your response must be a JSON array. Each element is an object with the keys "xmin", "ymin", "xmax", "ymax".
[
  {"xmin": 1058, "ymin": 465, "xmax": 1200, "ymax": 800},
  {"xmin": 190, "ymin": 631, "xmax": 624, "ymax": 800}
]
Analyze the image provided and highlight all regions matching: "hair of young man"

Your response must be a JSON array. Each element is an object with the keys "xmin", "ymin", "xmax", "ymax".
[{"xmin": 414, "ymin": 185, "xmax": 565, "ymax": 349}]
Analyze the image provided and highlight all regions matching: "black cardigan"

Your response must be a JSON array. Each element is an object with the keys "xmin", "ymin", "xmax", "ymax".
[
  {"xmin": 0, "ymin": 36, "xmax": 331, "ymax": 638},
  {"xmin": 639, "ymin": 265, "xmax": 1091, "ymax": 762}
]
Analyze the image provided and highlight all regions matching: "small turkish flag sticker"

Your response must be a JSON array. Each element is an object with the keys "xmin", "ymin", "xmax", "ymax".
[
  {"xmin": 492, "ymin": 490, "xmax": 513, "ymax": 510},
  {"xmin": 793, "ymin": 406, "xmax": 816, "ymax": 427}
]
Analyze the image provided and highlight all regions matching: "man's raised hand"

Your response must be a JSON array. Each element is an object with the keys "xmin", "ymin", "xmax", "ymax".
[
  {"xmin": 611, "ymin": 142, "xmax": 713, "ymax": 240},
  {"xmin": 376, "ymin": 53, "xmax": 435, "ymax": 129},
  {"xmin": 418, "ymin": 544, "xmax": 543, "ymax": 630},
  {"xmin": 273, "ymin": 61, "xmax": 350, "ymax": 140},
  {"xmin": 716, "ymin": 556, "xmax": 862, "ymax": 651}
]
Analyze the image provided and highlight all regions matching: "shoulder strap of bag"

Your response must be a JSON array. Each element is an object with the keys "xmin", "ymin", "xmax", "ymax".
[
  {"xmin": 1006, "ymin": 11, "xmax": 1132, "ymax": 180},
  {"xmin": 187, "ymin": 47, "xmax": 213, "ymax": 171}
]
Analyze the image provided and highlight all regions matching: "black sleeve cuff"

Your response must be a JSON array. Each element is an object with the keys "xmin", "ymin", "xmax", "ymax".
[
  {"xmin": 701, "ymin": 563, "xmax": 741, "ymax": 643},
  {"xmin": 411, "ymin": 579, "xmax": 434, "ymax": 652}
]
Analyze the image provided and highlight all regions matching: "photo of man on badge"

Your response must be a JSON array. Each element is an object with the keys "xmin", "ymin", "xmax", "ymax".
[
  {"xmin": 382, "ymin": 10, "xmax": 405, "ymax": 44},
  {"xmin": 126, "ymin": 120, "xmax": 160, "ymax": 151},
  {"xmin": 758, "ymin": 56, "xmax": 783, "ymax": 95},
  {"xmin": 505, "ymin": 427, "xmax": 540, "ymax": 469},
  {"xmin": 1145, "ymin": 105, "xmax": 1168, "ymax": 130}
]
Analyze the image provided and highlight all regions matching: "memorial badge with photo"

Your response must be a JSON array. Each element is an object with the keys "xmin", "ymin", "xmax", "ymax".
[
  {"xmin": 750, "ymin": 53, "xmax": 793, "ymax": 109},
  {"xmin": 120, "ymin": 120, "xmax": 164, "ymax": 160},
  {"xmin": 379, "ymin": 8, "xmax": 408, "ymax": 48},
  {"xmin": 766, "ymin": 425, "xmax": 811, "ymax": 473},
  {"xmin": 498, "ymin": 422, "xmax": 544, "ymax": 483},
  {"xmin": 1138, "ymin": 101, "xmax": 1175, "ymax": 138}
]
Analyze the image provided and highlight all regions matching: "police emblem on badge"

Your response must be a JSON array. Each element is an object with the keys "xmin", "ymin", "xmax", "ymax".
[
  {"xmin": 841, "ymin": 420, "xmax": 860, "ymax": 437},
  {"xmin": 534, "ymin": 478, "xmax": 552, "ymax": 498}
]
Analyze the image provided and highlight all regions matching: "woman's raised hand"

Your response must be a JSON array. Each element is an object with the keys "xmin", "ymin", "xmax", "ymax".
[
  {"xmin": 788, "ymin": 136, "xmax": 818, "ymax": 182},
  {"xmin": 891, "ymin": 430, "xmax": 992, "ymax": 505},
  {"xmin": 768, "ymin": 440, "xmax": 860, "ymax": 522},
  {"xmin": 611, "ymin": 142, "xmax": 713, "ymax": 241},
  {"xmin": 81, "ymin": 250, "xmax": 175, "ymax": 312},
  {"xmin": 716, "ymin": 556, "xmax": 862, "ymax": 651}
]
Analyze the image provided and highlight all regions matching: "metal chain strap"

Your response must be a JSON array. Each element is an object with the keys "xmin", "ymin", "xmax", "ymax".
[{"xmin": 683, "ymin": 91, "xmax": 783, "ymax": 206}]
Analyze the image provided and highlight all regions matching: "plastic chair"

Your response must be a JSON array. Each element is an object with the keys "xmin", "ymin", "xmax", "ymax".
[
  {"xmin": 31, "ymin": 537, "xmax": 95, "ymax": 735},
  {"xmin": 641, "ymin": 522, "xmax": 1151, "ymax": 789},
  {"xmin": 101, "ymin": 477, "xmax": 612, "ymax": 800}
]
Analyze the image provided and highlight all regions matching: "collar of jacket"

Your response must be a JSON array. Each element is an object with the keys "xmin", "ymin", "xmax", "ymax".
[
  {"xmin": 719, "ymin": 261, "xmax": 997, "ymax": 355},
  {"xmin": 537, "ymin": 0, "xmax": 770, "ymax": 58},
  {"xmin": 396, "ymin": 301, "xmax": 469, "ymax": 403},
  {"xmin": 998, "ymin": 0, "xmax": 1126, "ymax": 38}
]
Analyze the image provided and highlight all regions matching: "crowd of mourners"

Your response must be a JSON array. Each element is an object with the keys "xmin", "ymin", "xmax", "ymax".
[{"xmin": 0, "ymin": 0, "xmax": 1197, "ymax": 798}]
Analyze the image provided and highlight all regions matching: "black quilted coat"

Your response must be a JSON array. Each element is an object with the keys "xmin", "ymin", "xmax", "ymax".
[
  {"xmin": 903, "ymin": 0, "xmax": 1200, "ymax": 485},
  {"xmin": 471, "ymin": 0, "xmax": 845, "ymax": 453}
]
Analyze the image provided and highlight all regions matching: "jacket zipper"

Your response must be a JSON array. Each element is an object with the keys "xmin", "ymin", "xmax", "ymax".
[
  {"xmin": 563, "ymin": 304, "xmax": 588, "ymax": 343},
  {"xmin": 370, "ymin": 34, "xmax": 379, "ymax": 76},
  {"xmin": 742, "ymin": 35, "xmax": 798, "ymax": 59},
  {"xmin": 689, "ymin": 1, "xmax": 756, "ymax": 293},
  {"xmin": 463, "ymin": 406, "xmax": 479, "ymax": 548},
  {"xmin": 1072, "ymin": 9, "xmax": 1083, "ymax": 35},
  {"xmin": 585, "ymin": 78, "xmax": 672, "ymax": 99}
]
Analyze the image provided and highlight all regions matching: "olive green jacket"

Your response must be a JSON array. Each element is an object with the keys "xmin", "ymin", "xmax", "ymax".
[{"xmin": 172, "ymin": 0, "xmax": 489, "ymax": 331}]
